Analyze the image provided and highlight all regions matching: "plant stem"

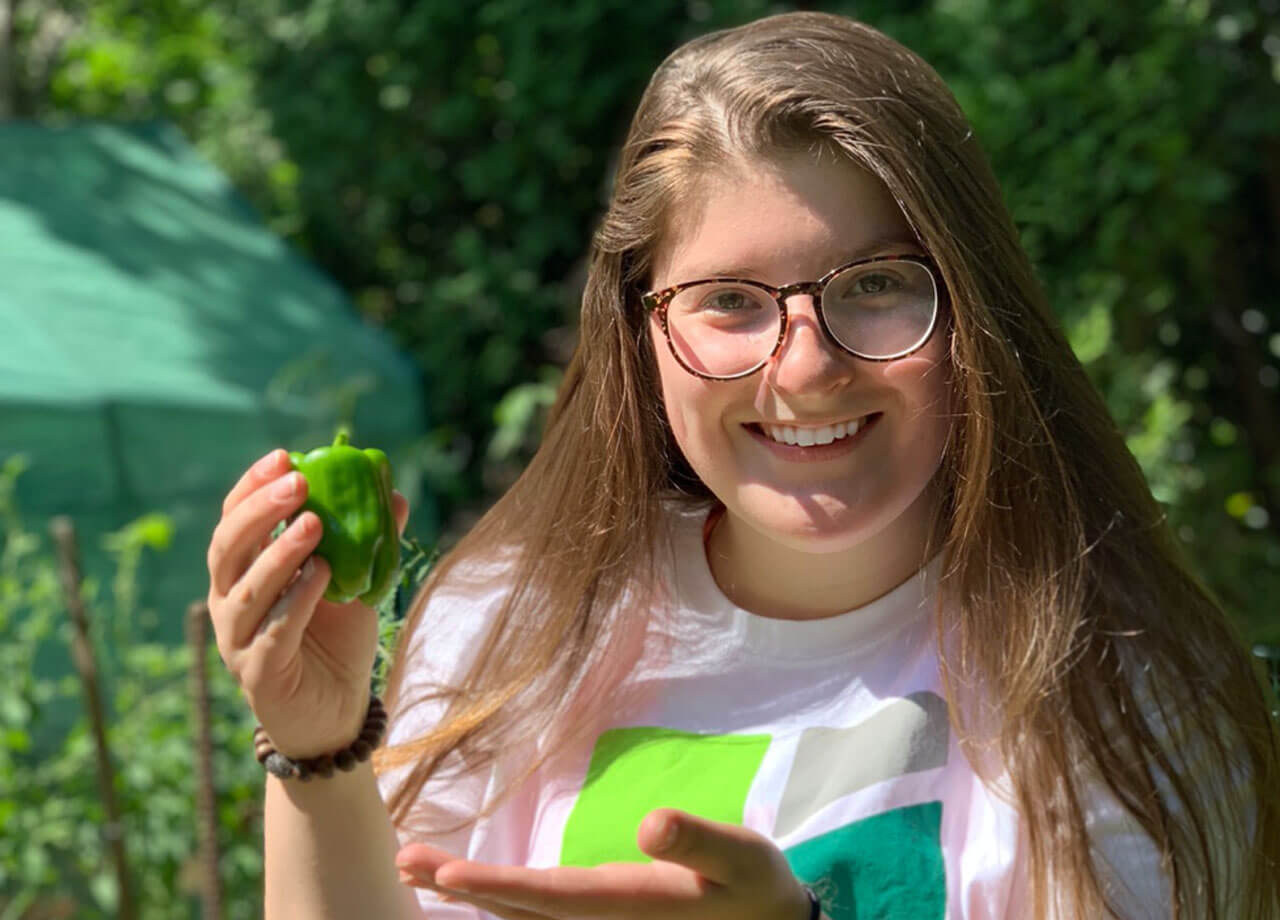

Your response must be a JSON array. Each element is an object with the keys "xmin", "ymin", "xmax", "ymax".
[
  {"xmin": 50, "ymin": 516, "xmax": 137, "ymax": 920},
  {"xmin": 187, "ymin": 599, "xmax": 223, "ymax": 918}
]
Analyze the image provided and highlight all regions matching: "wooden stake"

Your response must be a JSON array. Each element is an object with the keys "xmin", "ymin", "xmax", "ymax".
[
  {"xmin": 49, "ymin": 515, "xmax": 137, "ymax": 920},
  {"xmin": 186, "ymin": 599, "xmax": 222, "ymax": 918},
  {"xmin": 0, "ymin": 0, "xmax": 14, "ymax": 120}
]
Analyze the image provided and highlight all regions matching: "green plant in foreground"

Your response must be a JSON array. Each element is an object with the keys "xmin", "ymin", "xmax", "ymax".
[{"xmin": 0, "ymin": 448, "xmax": 438, "ymax": 918}]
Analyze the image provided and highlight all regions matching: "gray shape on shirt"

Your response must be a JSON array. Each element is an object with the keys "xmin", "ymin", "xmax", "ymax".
[{"xmin": 775, "ymin": 691, "xmax": 949, "ymax": 837}]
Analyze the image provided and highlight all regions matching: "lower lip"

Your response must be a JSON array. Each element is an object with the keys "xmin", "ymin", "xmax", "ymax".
[{"xmin": 743, "ymin": 414, "xmax": 880, "ymax": 463}]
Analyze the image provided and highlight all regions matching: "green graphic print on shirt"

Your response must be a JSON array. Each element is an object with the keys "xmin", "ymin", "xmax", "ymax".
[{"xmin": 559, "ymin": 692, "xmax": 949, "ymax": 920}]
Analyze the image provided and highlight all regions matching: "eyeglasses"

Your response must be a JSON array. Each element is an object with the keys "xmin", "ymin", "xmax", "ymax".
[{"xmin": 642, "ymin": 254, "xmax": 943, "ymax": 380}]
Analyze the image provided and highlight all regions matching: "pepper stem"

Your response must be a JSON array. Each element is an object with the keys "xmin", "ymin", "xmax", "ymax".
[{"xmin": 333, "ymin": 427, "xmax": 351, "ymax": 447}]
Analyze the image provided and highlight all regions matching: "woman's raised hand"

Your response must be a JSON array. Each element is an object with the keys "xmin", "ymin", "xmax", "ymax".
[{"xmin": 206, "ymin": 448, "xmax": 409, "ymax": 759}]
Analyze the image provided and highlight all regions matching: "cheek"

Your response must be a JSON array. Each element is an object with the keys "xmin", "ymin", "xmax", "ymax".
[
  {"xmin": 667, "ymin": 397, "xmax": 689, "ymax": 444},
  {"xmin": 880, "ymin": 347, "xmax": 955, "ymax": 453},
  {"xmin": 880, "ymin": 347, "xmax": 950, "ymax": 400},
  {"xmin": 660, "ymin": 369, "xmax": 712, "ymax": 451},
  {"xmin": 650, "ymin": 326, "xmax": 729, "ymax": 459},
  {"xmin": 650, "ymin": 318, "xmax": 691, "ymax": 442}
]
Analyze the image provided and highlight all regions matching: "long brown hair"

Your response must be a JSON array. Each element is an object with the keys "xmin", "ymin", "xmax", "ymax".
[{"xmin": 376, "ymin": 12, "xmax": 1279, "ymax": 917}]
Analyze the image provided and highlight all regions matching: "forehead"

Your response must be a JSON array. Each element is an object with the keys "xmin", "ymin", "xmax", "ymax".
[{"xmin": 651, "ymin": 153, "xmax": 919, "ymax": 288}]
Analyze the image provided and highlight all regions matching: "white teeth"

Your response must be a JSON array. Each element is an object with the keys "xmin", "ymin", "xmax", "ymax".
[{"xmin": 762, "ymin": 417, "xmax": 864, "ymax": 447}]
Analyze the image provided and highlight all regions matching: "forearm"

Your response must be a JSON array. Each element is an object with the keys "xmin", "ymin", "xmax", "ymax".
[{"xmin": 264, "ymin": 761, "xmax": 422, "ymax": 919}]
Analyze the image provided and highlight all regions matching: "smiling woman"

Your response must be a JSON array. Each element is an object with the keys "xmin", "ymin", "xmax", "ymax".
[
  {"xmin": 645, "ymin": 152, "xmax": 953, "ymax": 615},
  {"xmin": 206, "ymin": 10, "xmax": 1280, "ymax": 920}
]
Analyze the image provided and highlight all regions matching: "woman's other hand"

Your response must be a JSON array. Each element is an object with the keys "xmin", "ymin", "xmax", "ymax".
[{"xmin": 395, "ymin": 808, "xmax": 815, "ymax": 920}]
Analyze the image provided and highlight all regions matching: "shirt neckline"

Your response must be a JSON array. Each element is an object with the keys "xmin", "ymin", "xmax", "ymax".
[{"xmin": 670, "ymin": 502, "xmax": 942, "ymax": 662}]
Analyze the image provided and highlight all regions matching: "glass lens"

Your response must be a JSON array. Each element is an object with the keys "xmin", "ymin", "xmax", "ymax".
[
  {"xmin": 822, "ymin": 260, "xmax": 937, "ymax": 358},
  {"xmin": 665, "ymin": 282, "xmax": 781, "ymax": 377}
]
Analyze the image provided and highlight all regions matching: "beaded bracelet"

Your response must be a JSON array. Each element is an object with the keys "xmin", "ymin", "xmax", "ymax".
[{"xmin": 253, "ymin": 695, "xmax": 387, "ymax": 781}]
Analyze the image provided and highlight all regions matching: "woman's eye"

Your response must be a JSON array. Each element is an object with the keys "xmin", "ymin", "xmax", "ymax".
[
  {"xmin": 702, "ymin": 289, "xmax": 756, "ymax": 311},
  {"xmin": 851, "ymin": 273, "xmax": 899, "ymax": 295}
]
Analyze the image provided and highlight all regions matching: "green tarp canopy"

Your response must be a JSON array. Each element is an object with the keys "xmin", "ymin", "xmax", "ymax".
[{"xmin": 0, "ymin": 120, "xmax": 429, "ymax": 640}]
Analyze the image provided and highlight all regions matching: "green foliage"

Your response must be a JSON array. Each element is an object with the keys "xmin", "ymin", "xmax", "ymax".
[
  {"xmin": 875, "ymin": 0, "xmax": 1280, "ymax": 638},
  {"xmin": 0, "ymin": 458, "xmax": 264, "ymax": 917},
  {"xmin": 0, "ymin": 450, "xmax": 436, "ymax": 916}
]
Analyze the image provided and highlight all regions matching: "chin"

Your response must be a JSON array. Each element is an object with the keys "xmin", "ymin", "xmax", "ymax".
[
  {"xmin": 730, "ymin": 475, "xmax": 941, "ymax": 557},
  {"xmin": 737, "ymin": 493, "xmax": 889, "ymax": 550}
]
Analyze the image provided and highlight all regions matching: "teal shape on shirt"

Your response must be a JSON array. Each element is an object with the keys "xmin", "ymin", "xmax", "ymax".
[
  {"xmin": 560, "ymin": 726, "xmax": 771, "ymax": 867},
  {"xmin": 783, "ymin": 801, "xmax": 946, "ymax": 920}
]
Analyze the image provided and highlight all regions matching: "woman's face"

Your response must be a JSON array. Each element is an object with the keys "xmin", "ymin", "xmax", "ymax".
[{"xmin": 648, "ymin": 152, "xmax": 952, "ymax": 557}]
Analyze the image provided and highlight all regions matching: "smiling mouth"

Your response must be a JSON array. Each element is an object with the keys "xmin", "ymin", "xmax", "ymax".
[{"xmin": 744, "ymin": 413, "xmax": 880, "ymax": 447}]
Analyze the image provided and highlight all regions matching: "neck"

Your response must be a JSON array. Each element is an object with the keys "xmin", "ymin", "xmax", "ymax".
[{"xmin": 705, "ymin": 485, "xmax": 942, "ymax": 620}]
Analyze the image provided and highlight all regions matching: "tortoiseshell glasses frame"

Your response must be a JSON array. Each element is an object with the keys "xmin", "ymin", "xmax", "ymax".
[{"xmin": 641, "ymin": 253, "xmax": 944, "ymax": 381}]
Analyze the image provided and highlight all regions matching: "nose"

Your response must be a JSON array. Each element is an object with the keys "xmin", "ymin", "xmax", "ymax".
[{"xmin": 763, "ymin": 292, "xmax": 857, "ymax": 394}]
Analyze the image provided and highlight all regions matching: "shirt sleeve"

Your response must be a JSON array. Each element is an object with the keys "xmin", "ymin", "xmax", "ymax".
[{"xmin": 376, "ymin": 558, "xmax": 515, "ymax": 918}]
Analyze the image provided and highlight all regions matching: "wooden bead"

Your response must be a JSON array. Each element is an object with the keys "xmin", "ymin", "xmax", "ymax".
[
  {"xmin": 254, "ymin": 696, "xmax": 389, "ymax": 781},
  {"xmin": 263, "ymin": 752, "xmax": 297, "ymax": 779}
]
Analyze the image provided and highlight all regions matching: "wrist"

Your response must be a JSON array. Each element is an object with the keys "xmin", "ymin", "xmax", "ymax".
[
  {"xmin": 246, "ymin": 683, "xmax": 371, "ymax": 759},
  {"xmin": 254, "ymin": 695, "xmax": 386, "ymax": 781},
  {"xmin": 267, "ymin": 757, "xmax": 376, "ymax": 805}
]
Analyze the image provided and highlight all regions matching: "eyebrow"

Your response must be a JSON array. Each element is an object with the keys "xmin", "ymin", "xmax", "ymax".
[{"xmin": 679, "ymin": 236, "xmax": 925, "ymax": 281}]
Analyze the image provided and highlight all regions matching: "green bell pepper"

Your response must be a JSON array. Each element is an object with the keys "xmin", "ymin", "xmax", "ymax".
[{"xmin": 288, "ymin": 428, "xmax": 400, "ymax": 608}]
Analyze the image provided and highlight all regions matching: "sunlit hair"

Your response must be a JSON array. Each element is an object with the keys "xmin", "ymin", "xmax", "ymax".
[{"xmin": 376, "ymin": 12, "xmax": 1279, "ymax": 917}]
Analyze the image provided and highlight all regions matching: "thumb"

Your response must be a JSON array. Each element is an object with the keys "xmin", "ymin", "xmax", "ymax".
[{"xmin": 637, "ymin": 808, "xmax": 781, "ymax": 887}]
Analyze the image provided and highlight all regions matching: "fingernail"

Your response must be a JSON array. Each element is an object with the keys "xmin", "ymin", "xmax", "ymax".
[
  {"xmin": 661, "ymin": 818, "xmax": 679, "ymax": 851},
  {"xmin": 431, "ymin": 869, "xmax": 470, "ymax": 892},
  {"xmin": 290, "ymin": 513, "xmax": 316, "ymax": 541},
  {"xmin": 255, "ymin": 450, "xmax": 285, "ymax": 474},
  {"xmin": 271, "ymin": 473, "xmax": 298, "ymax": 501}
]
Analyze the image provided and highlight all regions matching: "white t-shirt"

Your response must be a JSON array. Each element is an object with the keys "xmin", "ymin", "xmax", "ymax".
[{"xmin": 377, "ymin": 503, "xmax": 1178, "ymax": 919}]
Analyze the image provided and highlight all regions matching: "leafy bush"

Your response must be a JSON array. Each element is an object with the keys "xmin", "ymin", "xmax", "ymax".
[
  {"xmin": 0, "ymin": 450, "xmax": 434, "ymax": 917},
  {"xmin": 0, "ymin": 455, "xmax": 264, "ymax": 917}
]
